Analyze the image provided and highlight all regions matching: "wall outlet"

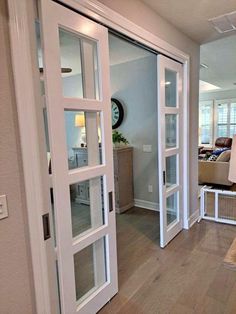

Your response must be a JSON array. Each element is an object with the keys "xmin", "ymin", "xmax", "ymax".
[
  {"xmin": 148, "ymin": 185, "xmax": 153, "ymax": 193},
  {"xmin": 143, "ymin": 145, "xmax": 152, "ymax": 152}
]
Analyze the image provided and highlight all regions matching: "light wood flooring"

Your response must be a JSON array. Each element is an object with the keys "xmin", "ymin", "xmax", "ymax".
[{"xmin": 99, "ymin": 207, "xmax": 236, "ymax": 314}]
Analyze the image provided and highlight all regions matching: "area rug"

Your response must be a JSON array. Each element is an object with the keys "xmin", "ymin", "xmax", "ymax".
[{"xmin": 224, "ymin": 238, "xmax": 236, "ymax": 270}]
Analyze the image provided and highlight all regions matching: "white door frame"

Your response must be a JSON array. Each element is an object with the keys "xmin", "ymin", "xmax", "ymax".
[{"xmin": 8, "ymin": 0, "xmax": 190, "ymax": 312}]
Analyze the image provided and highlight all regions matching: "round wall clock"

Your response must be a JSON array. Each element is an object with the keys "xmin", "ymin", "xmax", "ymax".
[{"xmin": 111, "ymin": 98, "xmax": 124, "ymax": 129}]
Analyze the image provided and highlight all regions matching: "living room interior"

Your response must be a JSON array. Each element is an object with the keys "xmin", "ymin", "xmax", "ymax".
[{"xmin": 198, "ymin": 31, "xmax": 236, "ymax": 224}]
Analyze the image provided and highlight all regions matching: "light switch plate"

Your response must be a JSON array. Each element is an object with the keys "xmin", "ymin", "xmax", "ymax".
[
  {"xmin": 0, "ymin": 195, "xmax": 8, "ymax": 220},
  {"xmin": 148, "ymin": 185, "xmax": 153, "ymax": 193},
  {"xmin": 143, "ymin": 145, "xmax": 152, "ymax": 152}
]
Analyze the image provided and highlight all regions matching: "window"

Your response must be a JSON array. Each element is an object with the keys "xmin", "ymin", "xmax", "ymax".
[
  {"xmin": 216, "ymin": 103, "xmax": 228, "ymax": 138},
  {"xmin": 230, "ymin": 103, "xmax": 236, "ymax": 137},
  {"xmin": 199, "ymin": 99, "xmax": 236, "ymax": 146},
  {"xmin": 199, "ymin": 101, "xmax": 213, "ymax": 145},
  {"xmin": 215, "ymin": 100, "xmax": 236, "ymax": 139}
]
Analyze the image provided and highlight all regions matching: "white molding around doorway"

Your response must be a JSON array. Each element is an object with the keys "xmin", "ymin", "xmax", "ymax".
[{"xmin": 8, "ymin": 0, "xmax": 190, "ymax": 312}]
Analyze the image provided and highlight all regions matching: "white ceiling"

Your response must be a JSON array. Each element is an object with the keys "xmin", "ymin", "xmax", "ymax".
[
  {"xmin": 200, "ymin": 33, "xmax": 236, "ymax": 92},
  {"xmin": 141, "ymin": 0, "xmax": 236, "ymax": 43}
]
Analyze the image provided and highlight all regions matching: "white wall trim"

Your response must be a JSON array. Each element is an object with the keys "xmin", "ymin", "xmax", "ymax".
[
  {"xmin": 62, "ymin": 0, "xmax": 190, "ymax": 63},
  {"xmin": 7, "ymin": 0, "xmax": 57, "ymax": 313},
  {"xmin": 134, "ymin": 199, "xmax": 159, "ymax": 211},
  {"xmin": 134, "ymin": 199, "xmax": 177, "ymax": 215},
  {"xmin": 188, "ymin": 209, "xmax": 200, "ymax": 228}
]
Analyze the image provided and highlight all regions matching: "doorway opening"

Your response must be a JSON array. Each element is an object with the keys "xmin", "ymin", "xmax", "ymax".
[
  {"xmin": 108, "ymin": 32, "xmax": 161, "ymax": 292},
  {"xmin": 108, "ymin": 33, "xmax": 158, "ymax": 214},
  {"xmin": 198, "ymin": 34, "xmax": 236, "ymax": 223},
  {"xmin": 25, "ymin": 0, "xmax": 185, "ymax": 311}
]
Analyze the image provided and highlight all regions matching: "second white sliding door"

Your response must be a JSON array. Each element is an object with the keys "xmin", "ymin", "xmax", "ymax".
[{"xmin": 158, "ymin": 55, "xmax": 184, "ymax": 248}]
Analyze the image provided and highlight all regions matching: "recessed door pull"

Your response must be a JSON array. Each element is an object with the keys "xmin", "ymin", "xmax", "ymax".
[
  {"xmin": 42, "ymin": 213, "xmax": 51, "ymax": 240},
  {"xmin": 163, "ymin": 171, "xmax": 166, "ymax": 185},
  {"xmin": 109, "ymin": 191, "xmax": 113, "ymax": 212}
]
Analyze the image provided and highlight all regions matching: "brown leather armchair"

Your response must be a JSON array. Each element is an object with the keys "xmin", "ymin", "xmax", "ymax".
[{"xmin": 200, "ymin": 137, "xmax": 232, "ymax": 155}]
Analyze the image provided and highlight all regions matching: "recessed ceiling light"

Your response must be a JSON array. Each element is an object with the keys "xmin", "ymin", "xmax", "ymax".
[{"xmin": 165, "ymin": 81, "xmax": 171, "ymax": 85}]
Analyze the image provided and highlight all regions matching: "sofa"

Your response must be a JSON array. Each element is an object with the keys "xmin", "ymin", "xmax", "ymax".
[
  {"xmin": 199, "ymin": 160, "xmax": 233, "ymax": 186},
  {"xmin": 198, "ymin": 137, "xmax": 233, "ymax": 186}
]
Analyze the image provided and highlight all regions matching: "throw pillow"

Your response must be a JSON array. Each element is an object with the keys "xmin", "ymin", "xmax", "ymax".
[
  {"xmin": 216, "ymin": 150, "xmax": 231, "ymax": 162},
  {"xmin": 208, "ymin": 154, "xmax": 218, "ymax": 161},
  {"xmin": 212, "ymin": 147, "xmax": 230, "ymax": 156}
]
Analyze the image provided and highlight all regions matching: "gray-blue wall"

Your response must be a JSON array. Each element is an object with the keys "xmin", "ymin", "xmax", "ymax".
[
  {"xmin": 110, "ymin": 55, "xmax": 158, "ymax": 204},
  {"xmin": 63, "ymin": 55, "xmax": 159, "ymax": 204}
]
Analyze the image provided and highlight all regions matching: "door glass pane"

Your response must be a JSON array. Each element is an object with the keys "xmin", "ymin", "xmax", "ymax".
[
  {"xmin": 70, "ymin": 176, "xmax": 104, "ymax": 238},
  {"xmin": 59, "ymin": 28, "xmax": 99, "ymax": 99},
  {"xmin": 166, "ymin": 192, "xmax": 178, "ymax": 225},
  {"xmin": 64, "ymin": 110, "xmax": 102, "ymax": 170},
  {"xmin": 165, "ymin": 114, "xmax": 177, "ymax": 148},
  {"xmin": 165, "ymin": 69, "xmax": 177, "ymax": 107},
  {"xmin": 74, "ymin": 237, "xmax": 107, "ymax": 303},
  {"xmin": 166, "ymin": 155, "xmax": 177, "ymax": 189}
]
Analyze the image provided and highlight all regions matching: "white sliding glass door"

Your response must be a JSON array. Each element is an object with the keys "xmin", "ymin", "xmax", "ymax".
[
  {"xmin": 39, "ymin": 0, "xmax": 118, "ymax": 312},
  {"xmin": 157, "ymin": 55, "xmax": 183, "ymax": 248}
]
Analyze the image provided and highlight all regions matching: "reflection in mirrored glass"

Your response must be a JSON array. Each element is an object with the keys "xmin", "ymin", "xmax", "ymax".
[
  {"xmin": 59, "ymin": 28, "xmax": 100, "ymax": 99},
  {"xmin": 70, "ymin": 176, "xmax": 104, "ymax": 238},
  {"xmin": 165, "ymin": 114, "xmax": 177, "ymax": 148},
  {"xmin": 74, "ymin": 237, "xmax": 107, "ymax": 302},
  {"xmin": 165, "ymin": 69, "xmax": 177, "ymax": 107},
  {"xmin": 166, "ymin": 193, "xmax": 178, "ymax": 225},
  {"xmin": 64, "ymin": 110, "xmax": 102, "ymax": 170},
  {"xmin": 166, "ymin": 155, "xmax": 177, "ymax": 189}
]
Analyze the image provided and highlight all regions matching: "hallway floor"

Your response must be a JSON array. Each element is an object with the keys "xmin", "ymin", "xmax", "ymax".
[{"xmin": 99, "ymin": 207, "xmax": 236, "ymax": 314}]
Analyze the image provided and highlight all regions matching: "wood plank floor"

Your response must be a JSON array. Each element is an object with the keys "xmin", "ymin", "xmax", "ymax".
[{"xmin": 99, "ymin": 207, "xmax": 236, "ymax": 314}]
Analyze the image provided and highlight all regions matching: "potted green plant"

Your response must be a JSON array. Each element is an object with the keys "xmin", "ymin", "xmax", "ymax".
[{"xmin": 112, "ymin": 130, "xmax": 129, "ymax": 148}]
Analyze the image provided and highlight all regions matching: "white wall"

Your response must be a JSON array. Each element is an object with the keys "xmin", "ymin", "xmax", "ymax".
[
  {"xmin": 98, "ymin": 0, "xmax": 200, "ymax": 216},
  {"xmin": 0, "ymin": 1, "xmax": 36, "ymax": 312},
  {"xmin": 110, "ymin": 55, "xmax": 158, "ymax": 204}
]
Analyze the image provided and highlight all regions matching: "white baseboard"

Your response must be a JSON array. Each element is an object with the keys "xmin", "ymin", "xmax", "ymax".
[
  {"xmin": 134, "ymin": 199, "xmax": 159, "ymax": 211},
  {"xmin": 134, "ymin": 199, "xmax": 177, "ymax": 214},
  {"xmin": 134, "ymin": 198, "xmax": 196, "ymax": 230},
  {"xmin": 188, "ymin": 209, "xmax": 200, "ymax": 228}
]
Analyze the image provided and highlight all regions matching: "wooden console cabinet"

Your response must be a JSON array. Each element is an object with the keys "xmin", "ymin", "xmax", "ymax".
[
  {"xmin": 71, "ymin": 146, "xmax": 134, "ymax": 213},
  {"xmin": 113, "ymin": 146, "xmax": 134, "ymax": 214}
]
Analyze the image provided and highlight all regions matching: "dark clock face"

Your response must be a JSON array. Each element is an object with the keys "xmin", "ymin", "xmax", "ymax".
[{"xmin": 111, "ymin": 98, "xmax": 124, "ymax": 129}]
